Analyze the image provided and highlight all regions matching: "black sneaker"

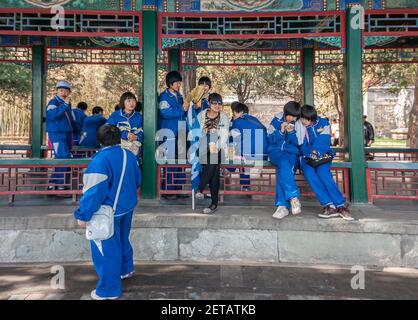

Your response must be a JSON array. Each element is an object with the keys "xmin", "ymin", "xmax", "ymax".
[
  {"xmin": 161, "ymin": 195, "xmax": 177, "ymax": 200},
  {"xmin": 318, "ymin": 206, "xmax": 339, "ymax": 219},
  {"xmin": 338, "ymin": 203, "xmax": 354, "ymax": 221}
]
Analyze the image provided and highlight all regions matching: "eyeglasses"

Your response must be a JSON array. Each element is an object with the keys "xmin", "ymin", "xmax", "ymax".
[{"xmin": 210, "ymin": 101, "xmax": 222, "ymax": 105}]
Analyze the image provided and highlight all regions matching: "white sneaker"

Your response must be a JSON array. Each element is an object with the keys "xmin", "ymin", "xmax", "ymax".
[
  {"xmin": 290, "ymin": 198, "xmax": 302, "ymax": 215},
  {"xmin": 121, "ymin": 271, "xmax": 134, "ymax": 280},
  {"xmin": 90, "ymin": 290, "xmax": 119, "ymax": 300},
  {"xmin": 272, "ymin": 206, "xmax": 289, "ymax": 220},
  {"xmin": 195, "ymin": 192, "xmax": 204, "ymax": 200},
  {"xmin": 203, "ymin": 205, "xmax": 217, "ymax": 214}
]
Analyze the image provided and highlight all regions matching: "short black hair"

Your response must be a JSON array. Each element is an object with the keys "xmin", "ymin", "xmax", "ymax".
[
  {"xmin": 97, "ymin": 124, "xmax": 121, "ymax": 147},
  {"xmin": 119, "ymin": 92, "xmax": 137, "ymax": 110},
  {"xmin": 301, "ymin": 104, "xmax": 318, "ymax": 122},
  {"xmin": 283, "ymin": 101, "xmax": 301, "ymax": 119},
  {"xmin": 208, "ymin": 92, "xmax": 223, "ymax": 104},
  {"xmin": 77, "ymin": 102, "xmax": 88, "ymax": 111},
  {"xmin": 114, "ymin": 104, "xmax": 120, "ymax": 112},
  {"xmin": 231, "ymin": 101, "xmax": 249, "ymax": 114},
  {"xmin": 92, "ymin": 106, "xmax": 103, "ymax": 115},
  {"xmin": 135, "ymin": 101, "xmax": 142, "ymax": 113},
  {"xmin": 198, "ymin": 76, "xmax": 212, "ymax": 89},
  {"xmin": 165, "ymin": 71, "xmax": 182, "ymax": 88}
]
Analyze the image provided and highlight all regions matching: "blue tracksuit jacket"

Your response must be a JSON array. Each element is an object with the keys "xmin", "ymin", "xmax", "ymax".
[
  {"xmin": 106, "ymin": 110, "xmax": 143, "ymax": 145},
  {"xmin": 79, "ymin": 114, "xmax": 107, "ymax": 148},
  {"xmin": 158, "ymin": 88, "xmax": 185, "ymax": 137},
  {"xmin": 297, "ymin": 117, "xmax": 345, "ymax": 208},
  {"xmin": 230, "ymin": 113, "xmax": 269, "ymax": 160},
  {"xmin": 46, "ymin": 95, "xmax": 77, "ymax": 133}
]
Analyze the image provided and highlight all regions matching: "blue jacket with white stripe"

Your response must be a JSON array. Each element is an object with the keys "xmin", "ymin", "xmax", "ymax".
[
  {"xmin": 158, "ymin": 88, "xmax": 185, "ymax": 137},
  {"xmin": 230, "ymin": 113, "xmax": 269, "ymax": 160},
  {"xmin": 299, "ymin": 117, "xmax": 333, "ymax": 158},
  {"xmin": 267, "ymin": 112, "xmax": 300, "ymax": 157},
  {"xmin": 195, "ymin": 98, "xmax": 209, "ymax": 116},
  {"xmin": 45, "ymin": 95, "xmax": 77, "ymax": 133},
  {"xmin": 106, "ymin": 110, "xmax": 143, "ymax": 144},
  {"xmin": 74, "ymin": 145, "xmax": 142, "ymax": 222},
  {"xmin": 79, "ymin": 114, "xmax": 107, "ymax": 148}
]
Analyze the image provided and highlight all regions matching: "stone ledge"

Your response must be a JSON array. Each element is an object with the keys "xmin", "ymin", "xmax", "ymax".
[
  {"xmin": 1, "ymin": 210, "xmax": 417, "ymax": 236},
  {"xmin": 1, "ymin": 229, "xmax": 416, "ymax": 268}
]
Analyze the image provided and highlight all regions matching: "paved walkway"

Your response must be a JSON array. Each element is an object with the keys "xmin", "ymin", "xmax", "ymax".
[{"xmin": 1, "ymin": 262, "xmax": 418, "ymax": 300}]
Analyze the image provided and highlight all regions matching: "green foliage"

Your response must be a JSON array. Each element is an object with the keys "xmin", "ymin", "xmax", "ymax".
[
  {"xmin": 103, "ymin": 65, "xmax": 141, "ymax": 99},
  {"xmin": 364, "ymin": 63, "xmax": 418, "ymax": 94},
  {"xmin": 196, "ymin": 65, "xmax": 301, "ymax": 103},
  {"xmin": 0, "ymin": 63, "xmax": 31, "ymax": 103}
]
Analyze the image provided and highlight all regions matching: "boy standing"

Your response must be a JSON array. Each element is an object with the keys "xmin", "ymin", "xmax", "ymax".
[
  {"xmin": 46, "ymin": 80, "xmax": 77, "ymax": 190},
  {"xmin": 158, "ymin": 71, "xmax": 186, "ymax": 198},
  {"xmin": 75, "ymin": 125, "xmax": 142, "ymax": 300}
]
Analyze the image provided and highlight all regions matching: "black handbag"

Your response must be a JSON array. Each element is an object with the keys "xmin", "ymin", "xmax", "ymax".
[{"xmin": 304, "ymin": 152, "xmax": 333, "ymax": 168}]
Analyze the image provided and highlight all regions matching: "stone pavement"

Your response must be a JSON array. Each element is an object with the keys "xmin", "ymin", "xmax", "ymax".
[{"xmin": 1, "ymin": 262, "xmax": 418, "ymax": 300}]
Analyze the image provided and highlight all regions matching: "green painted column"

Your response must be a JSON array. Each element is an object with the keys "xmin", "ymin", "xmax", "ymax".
[
  {"xmin": 141, "ymin": 9, "xmax": 158, "ymax": 199},
  {"xmin": 169, "ymin": 49, "xmax": 181, "ymax": 72},
  {"xmin": 167, "ymin": 1, "xmax": 181, "ymax": 73},
  {"xmin": 167, "ymin": 0, "xmax": 176, "ymax": 12},
  {"xmin": 302, "ymin": 48, "xmax": 314, "ymax": 106},
  {"xmin": 344, "ymin": 7, "xmax": 368, "ymax": 203},
  {"xmin": 31, "ymin": 44, "xmax": 46, "ymax": 159}
]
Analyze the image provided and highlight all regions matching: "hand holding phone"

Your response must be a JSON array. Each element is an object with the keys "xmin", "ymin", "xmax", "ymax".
[{"xmin": 286, "ymin": 123, "xmax": 295, "ymax": 132}]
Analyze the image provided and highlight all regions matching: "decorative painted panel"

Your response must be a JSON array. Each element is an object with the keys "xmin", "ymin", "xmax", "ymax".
[
  {"xmin": 384, "ymin": 0, "xmax": 418, "ymax": 9},
  {"xmin": 0, "ymin": 0, "xmax": 138, "ymax": 10}
]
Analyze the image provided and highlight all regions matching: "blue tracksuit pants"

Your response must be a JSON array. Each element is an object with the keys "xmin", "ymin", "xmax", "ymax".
[
  {"xmin": 300, "ymin": 158, "xmax": 345, "ymax": 208},
  {"xmin": 90, "ymin": 210, "xmax": 134, "ymax": 298},
  {"xmin": 269, "ymin": 151, "xmax": 300, "ymax": 208},
  {"xmin": 48, "ymin": 132, "xmax": 72, "ymax": 185}
]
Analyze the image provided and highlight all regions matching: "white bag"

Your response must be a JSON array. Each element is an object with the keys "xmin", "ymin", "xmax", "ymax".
[{"xmin": 86, "ymin": 149, "xmax": 127, "ymax": 241}]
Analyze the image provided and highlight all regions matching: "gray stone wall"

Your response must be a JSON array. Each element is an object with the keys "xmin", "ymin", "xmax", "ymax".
[
  {"xmin": 1, "ymin": 212, "xmax": 417, "ymax": 268},
  {"xmin": 364, "ymin": 87, "xmax": 414, "ymax": 138}
]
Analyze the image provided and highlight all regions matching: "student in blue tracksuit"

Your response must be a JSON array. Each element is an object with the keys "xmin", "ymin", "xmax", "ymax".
[
  {"xmin": 72, "ymin": 101, "xmax": 88, "ymax": 145},
  {"xmin": 267, "ymin": 101, "xmax": 302, "ymax": 220},
  {"xmin": 107, "ymin": 92, "xmax": 143, "ymax": 159},
  {"xmin": 46, "ymin": 80, "xmax": 78, "ymax": 190},
  {"xmin": 297, "ymin": 105, "xmax": 353, "ymax": 221},
  {"xmin": 229, "ymin": 102, "xmax": 268, "ymax": 189},
  {"xmin": 158, "ymin": 71, "xmax": 187, "ymax": 199},
  {"xmin": 74, "ymin": 124, "xmax": 141, "ymax": 300},
  {"xmin": 79, "ymin": 106, "xmax": 107, "ymax": 148}
]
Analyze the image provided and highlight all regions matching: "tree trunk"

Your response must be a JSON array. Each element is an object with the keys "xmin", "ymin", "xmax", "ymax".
[
  {"xmin": 407, "ymin": 72, "xmax": 418, "ymax": 156},
  {"xmin": 183, "ymin": 69, "xmax": 197, "ymax": 96},
  {"xmin": 182, "ymin": 52, "xmax": 197, "ymax": 95},
  {"xmin": 338, "ymin": 90, "xmax": 346, "ymax": 148}
]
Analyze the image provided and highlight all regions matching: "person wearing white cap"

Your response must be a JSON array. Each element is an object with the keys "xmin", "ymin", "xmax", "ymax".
[{"xmin": 46, "ymin": 80, "xmax": 78, "ymax": 190}]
